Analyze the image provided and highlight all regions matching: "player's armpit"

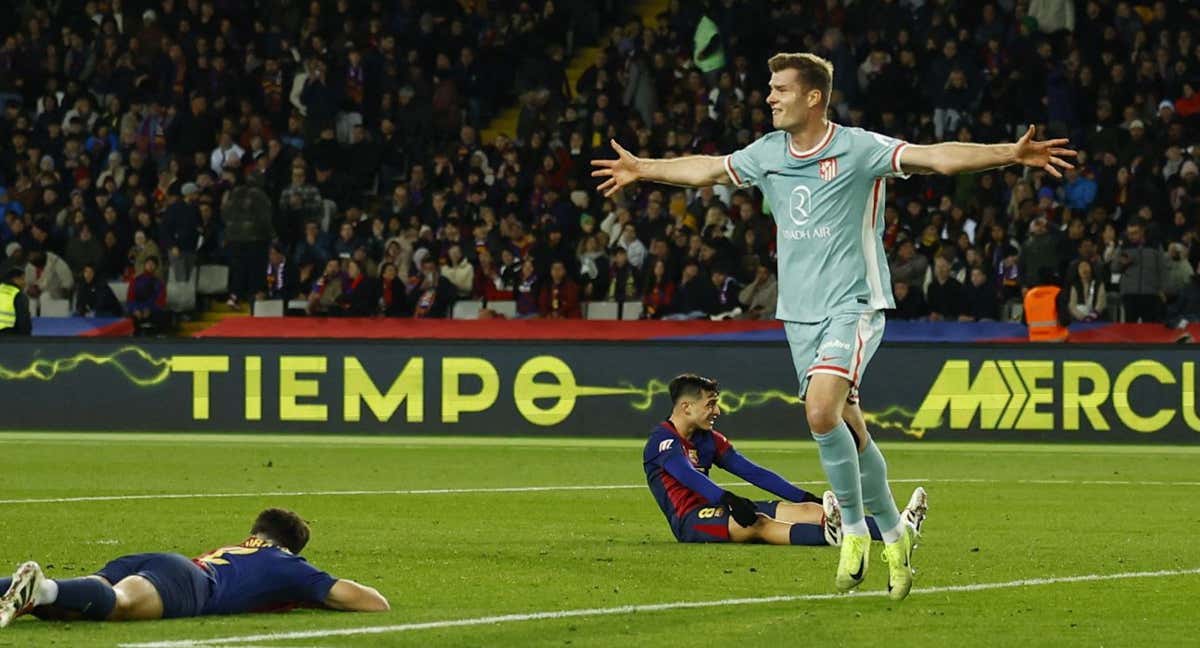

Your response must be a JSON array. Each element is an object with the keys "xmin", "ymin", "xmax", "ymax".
[{"xmin": 323, "ymin": 579, "xmax": 390, "ymax": 612}]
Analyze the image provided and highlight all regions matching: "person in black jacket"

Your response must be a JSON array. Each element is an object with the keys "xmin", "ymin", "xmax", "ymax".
[
  {"xmin": 74, "ymin": 264, "xmax": 122, "ymax": 317},
  {"xmin": 665, "ymin": 261, "xmax": 717, "ymax": 320}
]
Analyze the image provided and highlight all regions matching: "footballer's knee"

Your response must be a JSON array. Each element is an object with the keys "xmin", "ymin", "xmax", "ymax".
[{"xmin": 806, "ymin": 401, "xmax": 842, "ymax": 433}]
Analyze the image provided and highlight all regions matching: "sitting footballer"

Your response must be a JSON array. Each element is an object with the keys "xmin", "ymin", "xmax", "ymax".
[
  {"xmin": 0, "ymin": 507, "xmax": 387, "ymax": 627},
  {"xmin": 643, "ymin": 374, "xmax": 926, "ymax": 546}
]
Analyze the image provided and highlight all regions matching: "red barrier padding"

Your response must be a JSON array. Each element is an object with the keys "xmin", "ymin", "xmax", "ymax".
[{"xmin": 194, "ymin": 317, "xmax": 785, "ymax": 340}]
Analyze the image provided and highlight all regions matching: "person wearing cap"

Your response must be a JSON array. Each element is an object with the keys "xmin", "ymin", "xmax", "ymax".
[
  {"xmin": 223, "ymin": 173, "xmax": 275, "ymax": 309},
  {"xmin": 0, "ymin": 267, "xmax": 32, "ymax": 335},
  {"xmin": 162, "ymin": 182, "xmax": 201, "ymax": 280}
]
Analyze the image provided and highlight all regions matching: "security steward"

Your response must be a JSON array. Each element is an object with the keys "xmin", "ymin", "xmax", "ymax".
[{"xmin": 0, "ymin": 267, "xmax": 32, "ymax": 335}]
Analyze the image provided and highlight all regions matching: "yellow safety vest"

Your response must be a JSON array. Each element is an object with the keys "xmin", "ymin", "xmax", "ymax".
[{"xmin": 0, "ymin": 283, "xmax": 18, "ymax": 330}]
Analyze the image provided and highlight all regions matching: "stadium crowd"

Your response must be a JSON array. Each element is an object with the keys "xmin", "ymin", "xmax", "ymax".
[{"xmin": 0, "ymin": 0, "xmax": 1198, "ymax": 328}]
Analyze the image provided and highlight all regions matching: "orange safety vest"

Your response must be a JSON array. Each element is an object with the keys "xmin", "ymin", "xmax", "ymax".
[{"xmin": 1024, "ymin": 285, "xmax": 1068, "ymax": 342}]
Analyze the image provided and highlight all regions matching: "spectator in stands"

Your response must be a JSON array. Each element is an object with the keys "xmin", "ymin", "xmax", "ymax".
[
  {"xmin": 1113, "ymin": 222, "xmax": 1167, "ymax": 323},
  {"xmin": 24, "ymin": 249, "xmax": 74, "ymax": 314},
  {"xmin": 709, "ymin": 268, "xmax": 742, "ymax": 320},
  {"xmin": 373, "ymin": 263, "xmax": 410, "ymax": 317},
  {"xmin": 334, "ymin": 259, "xmax": 372, "ymax": 317},
  {"xmin": 1068, "ymin": 259, "xmax": 1107, "ymax": 323},
  {"xmin": 607, "ymin": 246, "xmax": 639, "ymax": 304},
  {"xmin": 223, "ymin": 174, "xmax": 274, "ymax": 310},
  {"xmin": 0, "ymin": 267, "xmax": 32, "ymax": 335},
  {"xmin": 577, "ymin": 235, "xmax": 610, "ymax": 299},
  {"xmin": 162, "ymin": 183, "xmax": 201, "ymax": 280},
  {"xmin": 666, "ymin": 261, "xmax": 716, "ymax": 320},
  {"xmin": 74, "ymin": 264, "xmax": 122, "ymax": 318},
  {"xmin": 1166, "ymin": 261, "xmax": 1200, "ymax": 330},
  {"xmin": 962, "ymin": 268, "xmax": 999, "ymax": 322},
  {"xmin": 738, "ymin": 264, "xmax": 777, "ymax": 321},
  {"xmin": 1019, "ymin": 217, "xmax": 1060, "ymax": 289},
  {"xmin": 64, "ymin": 224, "xmax": 105, "ymax": 282},
  {"xmin": 514, "ymin": 257, "xmax": 541, "ymax": 318},
  {"xmin": 293, "ymin": 221, "xmax": 331, "ymax": 268},
  {"xmin": 641, "ymin": 258, "xmax": 675, "ymax": 319},
  {"xmin": 889, "ymin": 239, "xmax": 927, "ymax": 288},
  {"xmin": 888, "ymin": 281, "xmax": 928, "ymax": 321},
  {"xmin": 926, "ymin": 256, "xmax": 965, "ymax": 322},
  {"xmin": 411, "ymin": 255, "xmax": 456, "ymax": 318},
  {"xmin": 539, "ymin": 260, "xmax": 582, "ymax": 319},
  {"xmin": 127, "ymin": 256, "xmax": 167, "ymax": 334},
  {"xmin": 306, "ymin": 259, "xmax": 345, "ymax": 316},
  {"xmin": 257, "ymin": 243, "xmax": 298, "ymax": 306},
  {"xmin": 1163, "ymin": 242, "xmax": 1194, "ymax": 305},
  {"xmin": 442, "ymin": 244, "xmax": 475, "ymax": 298},
  {"xmin": 616, "ymin": 223, "xmax": 646, "ymax": 270}
]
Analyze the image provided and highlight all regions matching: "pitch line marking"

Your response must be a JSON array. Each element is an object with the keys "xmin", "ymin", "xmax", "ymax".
[
  {"xmin": 2, "ymin": 477, "xmax": 1199, "ymax": 506},
  {"xmin": 120, "ymin": 567, "xmax": 1200, "ymax": 647}
]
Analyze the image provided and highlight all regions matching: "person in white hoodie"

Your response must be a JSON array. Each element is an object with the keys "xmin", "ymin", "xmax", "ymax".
[
  {"xmin": 441, "ymin": 244, "xmax": 475, "ymax": 297},
  {"xmin": 24, "ymin": 249, "xmax": 75, "ymax": 315}
]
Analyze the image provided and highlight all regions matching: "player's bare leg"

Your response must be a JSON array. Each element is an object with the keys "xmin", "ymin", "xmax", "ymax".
[
  {"xmin": 107, "ymin": 576, "xmax": 165, "ymax": 621},
  {"xmin": 805, "ymin": 373, "xmax": 870, "ymax": 590},
  {"xmin": 770, "ymin": 502, "xmax": 823, "ymax": 525}
]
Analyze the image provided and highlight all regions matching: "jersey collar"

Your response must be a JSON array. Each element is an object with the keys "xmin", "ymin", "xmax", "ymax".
[{"xmin": 787, "ymin": 121, "xmax": 837, "ymax": 159}]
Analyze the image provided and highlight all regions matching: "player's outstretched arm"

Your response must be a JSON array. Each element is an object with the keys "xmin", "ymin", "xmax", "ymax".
[
  {"xmin": 324, "ymin": 579, "xmax": 390, "ymax": 612},
  {"xmin": 590, "ymin": 139, "xmax": 730, "ymax": 197},
  {"xmin": 899, "ymin": 125, "xmax": 1076, "ymax": 178}
]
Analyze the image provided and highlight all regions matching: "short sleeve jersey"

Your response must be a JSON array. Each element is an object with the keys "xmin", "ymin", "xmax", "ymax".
[{"xmin": 725, "ymin": 124, "xmax": 909, "ymax": 322}]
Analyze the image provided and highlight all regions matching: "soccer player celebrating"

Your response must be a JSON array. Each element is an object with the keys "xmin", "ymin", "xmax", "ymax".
[
  {"xmin": 644, "ymin": 374, "xmax": 926, "ymax": 548},
  {"xmin": 597, "ymin": 53, "xmax": 1074, "ymax": 599},
  {"xmin": 0, "ymin": 508, "xmax": 387, "ymax": 626}
]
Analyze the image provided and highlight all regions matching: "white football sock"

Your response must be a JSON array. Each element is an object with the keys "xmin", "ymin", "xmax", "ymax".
[
  {"xmin": 34, "ymin": 579, "xmax": 58, "ymax": 606},
  {"xmin": 881, "ymin": 521, "xmax": 905, "ymax": 544},
  {"xmin": 843, "ymin": 519, "xmax": 870, "ymax": 536}
]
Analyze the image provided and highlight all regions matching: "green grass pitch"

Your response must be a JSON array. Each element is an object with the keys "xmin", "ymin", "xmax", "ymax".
[{"xmin": 0, "ymin": 432, "xmax": 1197, "ymax": 647}]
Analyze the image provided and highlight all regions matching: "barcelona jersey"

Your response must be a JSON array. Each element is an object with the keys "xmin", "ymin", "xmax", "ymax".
[
  {"xmin": 194, "ymin": 537, "xmax": 337, "ymax": 615},
  {"xmin": 643, "ymin": 421, "xmax": 732, "ymax": 524}
]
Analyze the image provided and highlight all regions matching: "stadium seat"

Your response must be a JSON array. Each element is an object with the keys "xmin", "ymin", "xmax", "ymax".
[
  {"xmin": 452, "ymin": 300, "xmax": 483, "ymax": 319},
  {"xmin": 486, "ymin": 301, "xmax": 518, "ymax": 318},
  {"xmin": 166, "ymin": 267, "xmax": 197, "ymax": 312},
  {"xmin": 109, "ymin": 280, "xmax": 129, "ymax": 306},
  {"xmin": 38, "ymin": 296, "xmax": 72, "ymax": 317},
  {"xmin": 252, "ymin": 300, "xmax": 285, "ymax": 317},
  {"xmin": 586, "ymin": 301, "xmax": 643, "ymax": 320},
  {"xmin": 197, "ymin": 265, "xmax": 229, "ymax": 295}
]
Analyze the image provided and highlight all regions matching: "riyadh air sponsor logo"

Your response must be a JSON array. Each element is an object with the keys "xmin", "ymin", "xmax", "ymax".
[
  {"xmin": 788, "ymin": 185, "xmax": 812, "ymax": 226},
  {"xmin": 782, "ymin": 184, "xmax": 831, "ymax": 240}
]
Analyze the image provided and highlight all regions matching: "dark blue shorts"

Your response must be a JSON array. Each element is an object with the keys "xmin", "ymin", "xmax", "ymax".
[
  {"xmin": 673, "ymin": 501, "xmax": 779, "ymax": 543},
  {"xmin": 96, "ymin": 553, "xmax": 213, "ymax": 618}
]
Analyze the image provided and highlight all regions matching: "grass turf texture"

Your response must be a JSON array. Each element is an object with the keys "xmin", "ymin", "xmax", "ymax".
[{"xmin": 0, "ymin": 433, "xmax": 1197, "ymax": 647}]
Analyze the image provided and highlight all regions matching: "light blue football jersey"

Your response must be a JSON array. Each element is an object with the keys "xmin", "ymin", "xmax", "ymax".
[{"xmin": 724, "ymin": 123, "xmax": 909, "ymax": 322}]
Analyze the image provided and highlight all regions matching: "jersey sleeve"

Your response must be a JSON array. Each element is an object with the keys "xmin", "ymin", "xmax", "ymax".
[
  {"xmin": 647, "ymin": 432, "xmax": 726, "ymax": 504},
  {"xmin": 724, "ymin": 133, "xmax": 775, "ymax": 188},
  {"xmin": 859, "ymin": 129, "xmax": 911, "ymax": 179},
  {"xmin": 287, "ymin": 557, "xmax": 338, "ymax": 604}
]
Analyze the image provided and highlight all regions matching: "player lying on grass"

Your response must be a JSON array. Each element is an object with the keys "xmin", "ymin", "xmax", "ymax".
[
  {"xmin": 643, "ymin": 374, "xmax": 926, "ymax": 546},
  {"xmin": 0, "ymin": 508, "xmax": 387, "ymax": 627}
]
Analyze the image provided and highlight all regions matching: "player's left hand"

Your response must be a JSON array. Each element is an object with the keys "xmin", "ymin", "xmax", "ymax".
[
  {"xmin": 1013, "ymin": 124, "xmax": 1077, "ymax": 179},
  {"xmin": 720, "ymin": 491, "xmax": 760, "ymax": 528}
]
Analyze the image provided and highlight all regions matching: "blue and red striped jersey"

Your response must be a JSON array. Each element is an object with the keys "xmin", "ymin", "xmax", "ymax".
[{"xmin": 643, "ymin": 420, "xmax": 732, "ymax": 523}]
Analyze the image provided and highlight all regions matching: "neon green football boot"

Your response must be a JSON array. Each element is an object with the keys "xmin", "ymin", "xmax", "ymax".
[
  {"xmin": 835, "ymin": 532, "xmax": 871, "ymax": 592},
  {"xmin": 881, "ymin": 486, "xmax": 928, "ymax": 601}
]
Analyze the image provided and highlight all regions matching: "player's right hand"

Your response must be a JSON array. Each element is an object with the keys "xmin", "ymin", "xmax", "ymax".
[
  {"xmin": 590, "ymin": 139, "xmax": 639, "ymax": 198},
  {"xmin": 720, "ymin": 491, "xmax": 759, "ymax": 528}
]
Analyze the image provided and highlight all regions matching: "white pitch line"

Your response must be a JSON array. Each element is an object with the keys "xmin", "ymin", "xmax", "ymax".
[
  {"xmin": 121, "ymin": 567, "xmax": 1200, "ymax": 648},
  {"xmin": 2, "ymin": 477, "xmax": 1198, "ymax": 506}
]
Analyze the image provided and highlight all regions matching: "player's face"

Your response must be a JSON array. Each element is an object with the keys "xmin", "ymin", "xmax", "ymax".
[
  {"xmin": 688, "ymin": 390, "xmax": 721, "ymax": 431},
  {"xmin": 766, "ymin": 69, "xmax": 808, "ymax": 132}
]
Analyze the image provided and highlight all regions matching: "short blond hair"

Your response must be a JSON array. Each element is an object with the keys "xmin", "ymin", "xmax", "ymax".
[{"xmin": 767, "ymin": 52, "xmax": 833, "ymax": 106}]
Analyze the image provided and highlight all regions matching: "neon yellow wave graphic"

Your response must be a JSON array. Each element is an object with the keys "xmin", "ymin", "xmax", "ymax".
[{"xmin": 0, "ymin": 346, "xmax": 172, "ymax": 386}]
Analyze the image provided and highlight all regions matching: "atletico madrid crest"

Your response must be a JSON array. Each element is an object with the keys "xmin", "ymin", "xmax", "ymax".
[{"xmin": 818, "ymin": 157, "xmax": 838, "ymax": 181}]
